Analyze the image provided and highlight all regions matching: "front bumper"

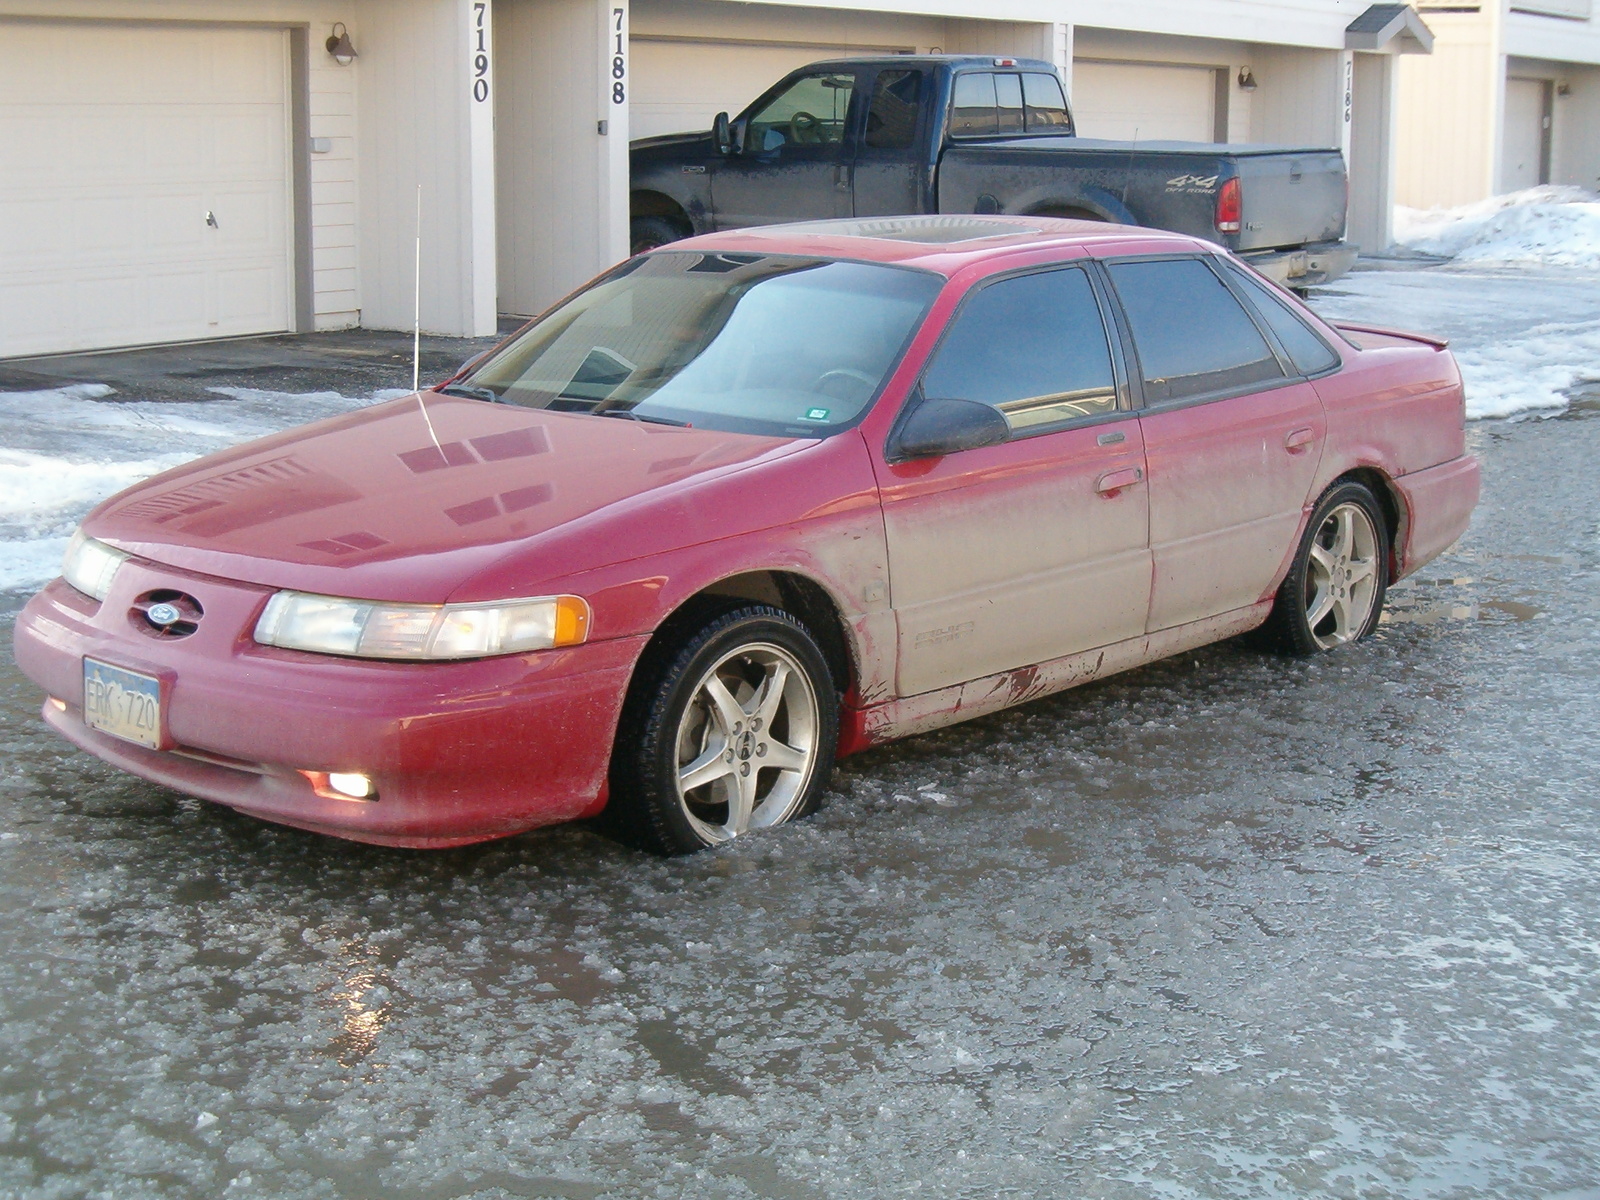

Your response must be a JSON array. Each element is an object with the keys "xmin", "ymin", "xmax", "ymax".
[
  {"xmin": 1240, "ymin": 240, "xmax": 1359, "ymax": 288},
  {"xmin": 13, "ymin": 561, "xmax": 646, "ymax": 848}
]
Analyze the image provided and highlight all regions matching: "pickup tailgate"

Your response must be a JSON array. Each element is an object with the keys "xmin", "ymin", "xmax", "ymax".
[{"xmin": 1233, "ymin": 147, "xmax": 1346, "ymax": 252}]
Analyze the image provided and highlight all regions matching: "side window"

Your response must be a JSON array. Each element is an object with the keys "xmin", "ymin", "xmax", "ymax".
[
  {"xmin": 864, "ymin": 69, "xmax": 923, "ymax": 150},
  {"xmin": 1022, "ymin": 73, "xmax": 1071, "ymax": 132},
  {"xmin": 949, "ymin": 73, "xmax": 997, "ymax": 137},
  {"xmin": 1221, "ymin": 260, "xmax": 1341, "ymax": 376},
  {"xmin": 994, "ymin": 73, "xmax": 1024, "ymax": 135},
  {"xmin": 746, "ymin": 73, "xmax": 856, "ymax": 152},
  {"xmin": 1107, "ymin": 258, "xmax": 1286, "ymax": 403},
  {"xmin": 921, "ymin": 267, "xmax": 1119, "ymax": 433}
]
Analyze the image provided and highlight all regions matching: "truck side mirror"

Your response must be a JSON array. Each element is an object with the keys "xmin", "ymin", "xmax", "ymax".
[
  {"xmin": 713, "ymin": 111, "xmax": 733, "ymax": 155},
  {"xmin": 888, "ymin": 397, "xmax": 1010, "ymax": 461}
]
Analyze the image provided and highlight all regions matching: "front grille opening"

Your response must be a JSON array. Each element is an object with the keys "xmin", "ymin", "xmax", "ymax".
[{"xmin": 132, "ymin": 588, "xmax": 204, "ymax": 639}]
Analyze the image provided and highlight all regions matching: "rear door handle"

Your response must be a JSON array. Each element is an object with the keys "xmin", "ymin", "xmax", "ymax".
[
  {"xmin": 1284, "ymin": 427, "xmax": 1316, "ymax": 453},
  {"xmin": 833, "ymin": 164, "xmax": 851, "ymax": 192},
  {"xmin": 1095, "ymin": 466, "xmax": 1144, "ymax": 495}
]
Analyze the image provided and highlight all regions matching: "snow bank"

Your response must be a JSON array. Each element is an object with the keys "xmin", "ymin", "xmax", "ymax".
[
  {"xmin": 0, "ymin": 384, "xmax": 394, "ymax": 594},
  {"xmin": 1394, "ymin": 186, "xmax": 1600, "ymax": 268}
]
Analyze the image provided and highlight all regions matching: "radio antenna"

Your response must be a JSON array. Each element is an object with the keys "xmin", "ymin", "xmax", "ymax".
[{"xmin": 411, "ymin": 183, "xmax": 442, "ymax": 453}]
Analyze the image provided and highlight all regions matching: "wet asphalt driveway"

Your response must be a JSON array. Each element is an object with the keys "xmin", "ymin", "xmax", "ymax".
[{"xmin": 2, "ymin": 404, "xmax": 1599, "ymax": 1199}]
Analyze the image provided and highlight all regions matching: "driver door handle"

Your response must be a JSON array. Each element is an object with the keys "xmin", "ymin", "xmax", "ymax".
[
  {"xmin": 833, "ymin": 164, "xmax": 850, "ymax": 192},
  {"xmin": 1095, "ymin": 466, "xmax": 1144, "ymax": 495},
  {"xmin": 1285, "ymin": 426, "xmax": 1316, "ymax": 453}
]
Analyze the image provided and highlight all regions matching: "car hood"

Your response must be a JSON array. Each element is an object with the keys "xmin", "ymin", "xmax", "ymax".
[{"xmin": 85, "ymin": 394, "xmax": 806, "ymax": 603}]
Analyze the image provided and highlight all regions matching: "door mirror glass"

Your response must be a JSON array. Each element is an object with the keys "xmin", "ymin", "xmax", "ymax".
[
  {"xmin": 730, "ymin": 114, "xmax": 749, "ymax": 155},
  {"xmin": 891, "ymin": 397, "xmax": 1010, "ymax": 461},
  {"xmin": 713, "ymin": 111, "xmax": 733, "ymax": 155}
]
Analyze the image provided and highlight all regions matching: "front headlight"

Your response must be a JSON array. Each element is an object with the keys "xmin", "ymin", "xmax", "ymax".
[
  {"xmin": 61, "ymin": 531, "xmax": 130, "ymax": 601},
  {"xmin": 253, "ymin": 591, "xmax": 591, "ymax": 660}
]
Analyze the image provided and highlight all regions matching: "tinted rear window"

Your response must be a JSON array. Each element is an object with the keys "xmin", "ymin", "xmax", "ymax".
[
  {"xmin": 1222, "ymin": 260, "xmax": 1341, "ymax": 376},
  {"xmin": 1108, "ymin": 258, "xmax": 1285, "ymax": 402},
  {"xmin": 994, "ymin": 73, "xmax": 1024, "ymax": 135},
  {"xmin": 865, "ymin": 69, "xmax": 923, "ymax": 150},
  {"xmin": 949, "ymin": 73, "xmax": 997, "ymax": 137},
  {"xmin": 922, "ymin": 266, "xmax": 1118, "ymax": 433},
  {"xmin": 1022, "ymin": 73, "xmax": 1070, "ymax": 131}
]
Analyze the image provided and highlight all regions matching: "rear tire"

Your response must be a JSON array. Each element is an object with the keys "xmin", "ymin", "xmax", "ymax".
[
  {"xmin": 630, "ymin": 215, "xmax": 685, "ymax": 255},
  {"xmin": 1261, "ymin": 481, "xmax": 1390, "ymax": 656},
  {"xmin": 606, "ymin": 605, "xmax": 839, "ymax": 855}
]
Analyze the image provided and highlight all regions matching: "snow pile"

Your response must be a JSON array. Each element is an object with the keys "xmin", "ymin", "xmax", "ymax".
[
  {"xmin": 1394, "ymin": 186, "xmax": 1600, "ymax": 268},
  {"xmin": 0, "ymin": 384, "xmax": 395, "ymax": 594}
]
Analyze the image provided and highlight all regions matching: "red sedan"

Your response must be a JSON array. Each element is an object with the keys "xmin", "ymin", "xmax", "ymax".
[{"xmin": 13, "ymin": 217, "xmax": 1480, "ymax": 854}]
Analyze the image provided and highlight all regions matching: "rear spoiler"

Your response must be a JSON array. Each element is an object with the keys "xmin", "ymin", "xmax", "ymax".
[{"xmin": 1332, "ymin": 321, "xmax": 1450, "ymax": 350}]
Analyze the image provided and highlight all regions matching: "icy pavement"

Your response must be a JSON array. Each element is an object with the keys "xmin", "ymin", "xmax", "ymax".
[{"xmin": 2, "ymin": 408, "xmax": 1598, "ymax": 1198}]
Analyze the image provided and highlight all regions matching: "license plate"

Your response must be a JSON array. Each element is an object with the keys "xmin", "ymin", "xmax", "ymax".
[{"xmin": 83, "ymin": 658, "xmax": 163, "ymax": 749}]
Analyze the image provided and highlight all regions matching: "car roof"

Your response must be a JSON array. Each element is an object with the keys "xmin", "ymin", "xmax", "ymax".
[{"xmin": 657, "ymin": 215, "xmax": 1214, "ymax": 276}]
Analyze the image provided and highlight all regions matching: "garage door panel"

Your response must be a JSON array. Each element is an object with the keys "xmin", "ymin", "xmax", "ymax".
[
  {"xmin": 0, "ymin": 21, "xmax": 293, "ymax": 357},
  {"xmin": 1072, "ymin": 61, "xmax": 1217, "ymax": 143}
]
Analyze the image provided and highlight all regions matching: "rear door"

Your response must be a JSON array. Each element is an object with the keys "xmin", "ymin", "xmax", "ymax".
[
  {"xmin": 876, "ymin": 263, "xmax": 1150, "ymax": 697},
  {"xmin": 1104, "ymin": 255, "xmax": 1326, "ymax": 632},
  {"xmin": 713, "ymin": 68, "xmax": 859, "ymax": 229},
  {"xmin": 852, "ymin": 66, "xmax": 928, "ymax": 217}
]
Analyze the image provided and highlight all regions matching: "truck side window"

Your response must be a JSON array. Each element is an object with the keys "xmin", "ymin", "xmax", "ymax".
[
  {"xmin": 1220, "ymin": 260, "xmax": 1342, "ymax": 376},
  {"xmin": 1108, "ymin": 258, "xmax": 1286, "ymax": 403},
  {"xmin": 1022, "ymin": 73, "xmax": 1071, "ymax": 132},
  {"xmin": 949, "ymin": 73, "xmax": 998, "ymax": 137},
  {"xmin": 921, "ymin": 267, "xmax": 1118, "ymax": 433},
  {"xmin": 995, "ymin": 73, "xmax": 1025, "ymax": 135},
  {"xmin": 864, "ymin": 69, "xmax": 923, "ymax": 150},
  {"xmin": 747, "ymin": 73, "xmax": 856, "ymax": 151}
]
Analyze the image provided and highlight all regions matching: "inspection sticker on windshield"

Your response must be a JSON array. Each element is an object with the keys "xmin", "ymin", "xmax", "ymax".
[{"xmin": 802, "ymin": 408, "xmax": 831, "ymax": 422}]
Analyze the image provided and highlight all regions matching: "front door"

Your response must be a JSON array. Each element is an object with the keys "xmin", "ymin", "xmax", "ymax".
[
  {"xmin": 1103, "ymin": 255, "xmax": 1326, "ymax": 631},
  {"xmin": 876, "ymin": 263, "xmax": 1152, "ymax": 697},
  {"xmin": 713, "ymin": 69, "xmax": 858, "ymax": 230}
]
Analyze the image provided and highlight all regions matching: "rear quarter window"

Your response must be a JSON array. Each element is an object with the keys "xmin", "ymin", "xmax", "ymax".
[
  {"xmin": 1107, "ymin": 258, "xmax": 1286, "ymax": 403},
  {"xmin": 1221, "ymin": 260, "xmax": 1341, "ymax": 376}
]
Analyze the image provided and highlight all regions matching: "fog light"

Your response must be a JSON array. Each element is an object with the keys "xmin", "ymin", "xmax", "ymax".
[
  {"xmin": 300, "ymin": 769, "xmax": 377, "ymax": 801},
  {"xmin": 48, "ymin": 697, "xmax": 67, "ymax": 712}
]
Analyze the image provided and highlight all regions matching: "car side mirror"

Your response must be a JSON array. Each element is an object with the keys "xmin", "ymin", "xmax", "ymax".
[
  {"xmin": 454, "ymin": 348, "xmax": 492, "ymax": 379},
  {"xmin": 889, "ymin": 397, "xmax": 1010, "ymax": 461},
  {"xmin": 713, "ymin": 111, "xmax": 733, "ymax": 155}
]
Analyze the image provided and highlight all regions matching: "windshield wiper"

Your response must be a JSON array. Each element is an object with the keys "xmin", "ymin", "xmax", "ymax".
[
  {"xmin": 594, "ymin": 408, "xmax": 690, "ymax": 427},
  {"xmin": 437, "ymin": 383, "xmax": 501, "ymax": 403}
]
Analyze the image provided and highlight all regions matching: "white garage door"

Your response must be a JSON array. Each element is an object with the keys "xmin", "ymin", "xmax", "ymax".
[
  {"xmin": 632, "ymin": 39, "xmax": 908, "ymax": 141},
  {"xmin": 1071, "ymin": 60, "xmax": 1218, "ymax": 143},
  {"xmin": 0, "ymin": 22, "xmax": 293, "ymax": 358}
]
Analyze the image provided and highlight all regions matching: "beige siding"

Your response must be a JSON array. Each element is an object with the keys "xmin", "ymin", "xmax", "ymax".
[
  {"xmin": 496, "ymin": 0, "xmax": 630, "ymax": 318},
  {"xmin": 1247, "ymin": 44, "xmax": 1342, "ymax": 147},
  {"xmin": 1396, "ymin": 9, "xmax": 1503, "ymax": 209},
  {"xmin": 353, "ymin": 0, "xmax": 496, "ymax": 336}
]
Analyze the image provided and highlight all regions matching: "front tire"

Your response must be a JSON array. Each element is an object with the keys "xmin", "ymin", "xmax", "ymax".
[
  {"xmin": 1262, "ymin": 481, "xmax": 1390, "ymax": 656},
  {"xmin": 607, "ymin": 606, "xmax": 839, "ymax": 855},
  {"xmin": 630, "ymin": 215, "xmax": 684, "ymax": 256}
]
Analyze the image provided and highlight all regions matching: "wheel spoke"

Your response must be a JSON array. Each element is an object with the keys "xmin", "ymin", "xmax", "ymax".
[
  {"xmin": 762, "ymin": 738, "xmax": 809, "ymax": 772},
  {"xmin": 702, "ymin": 675, "xmax": 746, "ymax": 737},
  {"xmin": 1331, "ymin": 508, "xmax": 1354, "ymax": 561},
  {"xmin": 1329, "ymin": 594, "xmax": 1354, "ymax": 642},
  {"xmin": 753, "ymin": 661, "xmax": 790, "ymax": 730},
  {"xmin": 1308, "ymin": 542, "xmax": 1337, "ymax": 576},
  {"xmin": 1307, "ymin": 586, "xmax": 1336, "ymax": 628},
  {"xmin": 1347, "ymin": 557, "xmax": 1377, "ymax": 586},
  {"xmin": 679, "ymin": 744, "xmax": 734, "ymax": 793},
  {"xmin": 725, "ymin": 764, "xmax": 758, "ymax": 836}
]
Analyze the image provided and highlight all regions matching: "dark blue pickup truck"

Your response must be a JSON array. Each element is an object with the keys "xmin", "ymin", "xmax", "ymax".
[{"xmin": 631, "ymin": 56, "xmax": 1356, "ymax": 287}]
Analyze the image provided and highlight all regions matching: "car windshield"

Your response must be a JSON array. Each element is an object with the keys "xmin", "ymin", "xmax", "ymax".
[{"xmin": 460, "ymin": 252, "xmax": 942, "ymax": 437}]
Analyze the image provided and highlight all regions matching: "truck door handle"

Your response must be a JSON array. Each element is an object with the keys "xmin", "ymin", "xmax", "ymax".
[
  {"xmin": 833, "ymin": 164, "xmax": 850, "ymax": 192},
  {"xmin": 1284, "ymin": 427, "xmax": 1316, "ymax": 453},
  {"xmin": 1095, "ymin": 466, "xmax": 1144, "ymax": 495}
]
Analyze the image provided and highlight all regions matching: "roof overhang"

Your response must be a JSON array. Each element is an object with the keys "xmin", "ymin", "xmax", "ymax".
[{"xmin": 1345, "ymin": 4, "xmax": 1436, "ymax": 54}]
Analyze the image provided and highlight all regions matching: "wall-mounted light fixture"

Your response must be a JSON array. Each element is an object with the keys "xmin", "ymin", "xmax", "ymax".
[
  {"xmin": 325, "ymin": 22, "xmax": 357, "ymax": 66},
  {"xmin": 1237, "ymin": 67, "xmax": 1258, "ymax": 92},
  {"xmin": 1556, "ymin": 79, "xmax": 1570, "ymax": 97}
]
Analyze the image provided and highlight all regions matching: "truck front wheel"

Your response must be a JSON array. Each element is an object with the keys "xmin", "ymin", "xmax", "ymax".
[{"xmin": 631, "ymin": 216, "xmax": 686, "ymax": 255}]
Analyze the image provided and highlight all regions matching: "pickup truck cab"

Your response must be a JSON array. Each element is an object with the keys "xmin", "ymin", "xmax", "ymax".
[{"xmin": 632, "ymin": 56, "xmax": 1357, "ymax": 288}]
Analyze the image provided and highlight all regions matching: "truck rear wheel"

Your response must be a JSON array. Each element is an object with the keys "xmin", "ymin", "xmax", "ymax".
[{"xmin": 631, "ymin": 216, "xmax": 684, "ymax": 255}]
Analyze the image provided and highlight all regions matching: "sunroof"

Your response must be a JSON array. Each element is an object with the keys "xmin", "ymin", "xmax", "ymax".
[{"xmin": 762, "ymin": 217, "xmax": 1044, "ymax": 245}]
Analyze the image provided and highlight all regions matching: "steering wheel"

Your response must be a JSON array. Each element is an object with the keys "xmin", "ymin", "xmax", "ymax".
[
  {"xmin": 814, "ymin": 367, "xmax": 877, "ymax": 404},
  {"xmin": 788, "ymin": 111, "xmax": 823, "ymax": 145}
]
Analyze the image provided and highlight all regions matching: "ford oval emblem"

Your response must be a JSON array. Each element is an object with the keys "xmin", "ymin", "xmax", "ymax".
[{"xmin": 146, "ymin": 602, "xmax": 182, "ymax": 627}]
